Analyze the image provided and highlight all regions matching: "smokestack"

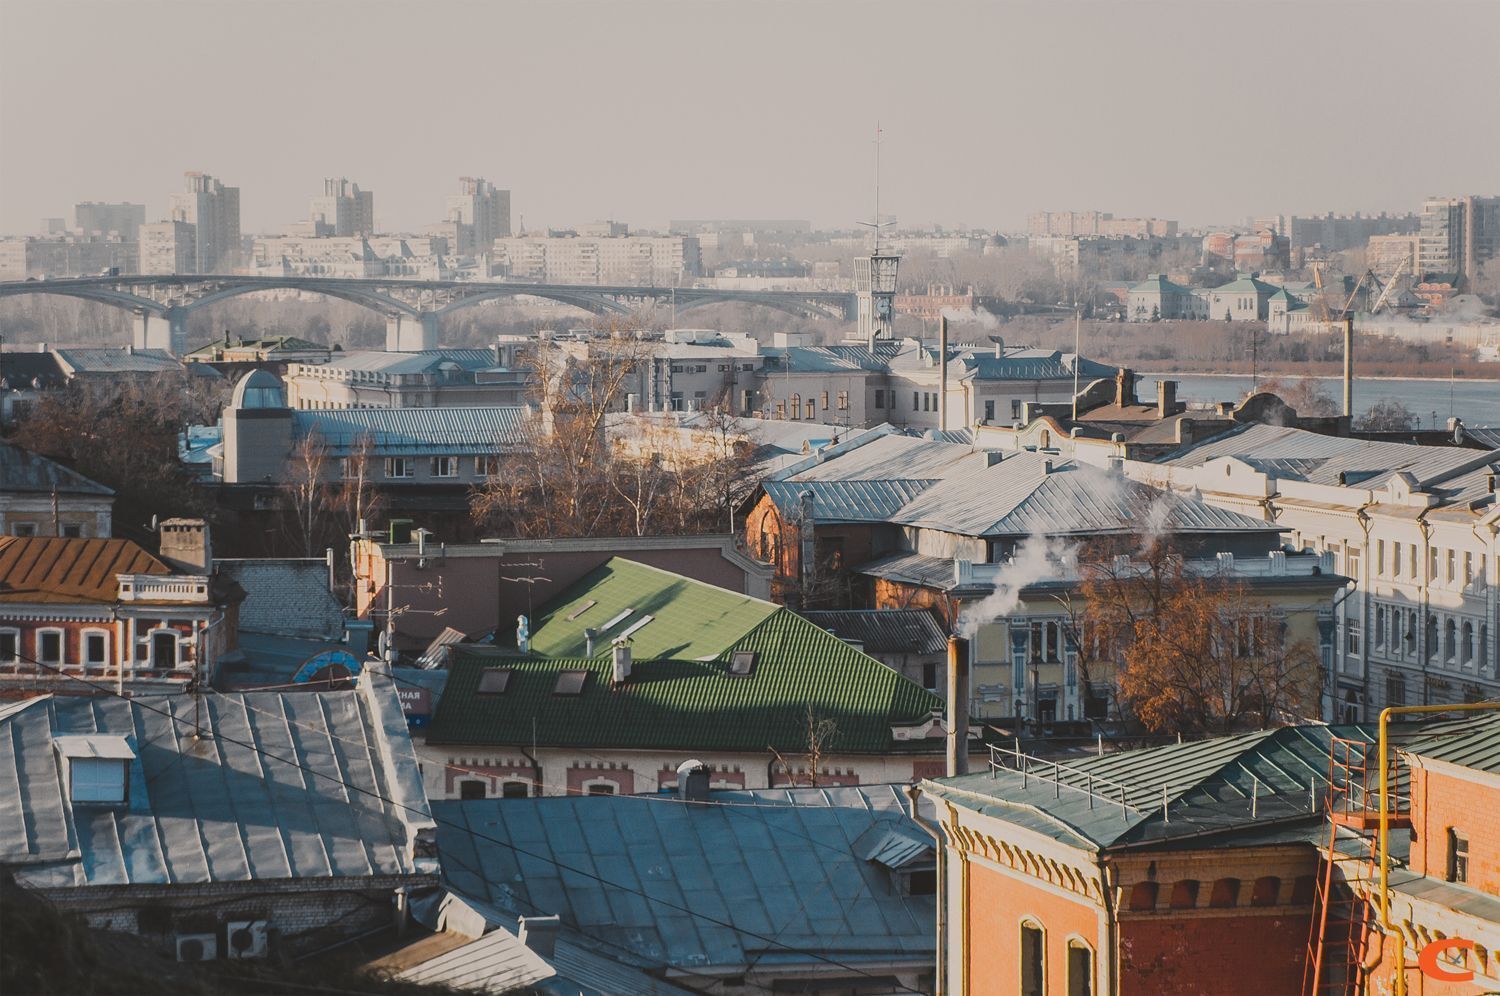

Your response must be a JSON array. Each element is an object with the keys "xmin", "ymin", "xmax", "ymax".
[
  {"xmin": 946, "ymin": 636, "xmax": 970, "ymax": 777},
  {"xmin": 939, "ymin": 315, "xmax": 949, "ymax": 432},
  {"xmin": 611, "ymin": 639, "xmax": 632, "ymax": 684},
  {"xmin": 1342, "ymin": 313, "xmax": 1354, "ymax": 417}
]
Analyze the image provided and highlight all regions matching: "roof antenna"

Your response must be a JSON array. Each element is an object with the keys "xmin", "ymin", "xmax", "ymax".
[{"xmin": 856, "ymin": 123, "xmax": 891, "ymax": 253}]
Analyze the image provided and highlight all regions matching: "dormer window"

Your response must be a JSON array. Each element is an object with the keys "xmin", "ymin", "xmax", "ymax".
[{"xmin": 56, "ymin": 735, "xmax": 135, "ymax": 805}]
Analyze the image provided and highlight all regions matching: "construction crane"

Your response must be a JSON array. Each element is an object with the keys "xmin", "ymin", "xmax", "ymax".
[{"xmin": 1366, "ymin": 251, "xmax": 1411, "ymax": 316}]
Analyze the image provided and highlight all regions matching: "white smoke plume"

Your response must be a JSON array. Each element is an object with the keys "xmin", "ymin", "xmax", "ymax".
[
  {"xmin": 957, "ymin": 533, "xmax": 1078, "ymax": 640},
  {"xmin": 941, "ymin": 305, "xmax": 1002, "ymax": 331}
]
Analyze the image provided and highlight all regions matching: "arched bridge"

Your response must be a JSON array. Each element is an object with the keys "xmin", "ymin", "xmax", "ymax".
[{"xmin": 0, "ymin": 275, "xmax": 857, "ymax": 354}]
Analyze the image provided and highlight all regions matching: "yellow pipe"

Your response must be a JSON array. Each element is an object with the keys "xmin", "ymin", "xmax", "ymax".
[{"xmin": 1378, "ymin": 701, "xmax": 1500, "ymax": 996}]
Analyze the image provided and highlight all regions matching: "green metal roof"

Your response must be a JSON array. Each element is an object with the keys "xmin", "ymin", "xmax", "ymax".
[
  {"xmin": 1401, "ymin": 712, "xmax": 1500, "ymax": 774},
  {"xmin": 527, "ymin": 558, "xmax": 779, "ymax": 662},
  {"xmin": 426, "ymin": 609, "xmax": 945, "ymax": 753}
]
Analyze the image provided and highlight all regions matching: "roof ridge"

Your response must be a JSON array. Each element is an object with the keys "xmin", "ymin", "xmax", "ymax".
[{"xmin": 598, "ymin": 556, "xmax": 781, "ymax": 612}]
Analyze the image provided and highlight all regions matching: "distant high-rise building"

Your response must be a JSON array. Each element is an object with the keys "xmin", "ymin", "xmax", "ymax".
[
  {"xmin": 168, "ymin": 172, "xmax": 241, "ymax": 273},
  {"xmin": 74, "ymin": 202, "xmax": 146, "ymax": 242},
  {"xmin": 309, "ymin": 178, "xmax": 374, "ymax": 237},
  {"xmin": 1419, "ymin": 195, "xmax": 1499, "ymax": 285},
  {"xmin": 139, "ymin": 220, "xmax": 197, "ymax": 275},
  {"xmin": 41, "ymin": 218, "xmax": 67, "ymax": 235},
  {"xmin": 443, "ymin": 177, "xmax": 510, "ymax": 253}
]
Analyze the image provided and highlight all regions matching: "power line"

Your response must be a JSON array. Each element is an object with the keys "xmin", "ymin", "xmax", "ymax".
[{"xmin": 9, "ymin": 655, "xmax": 930, "ymax": 996}]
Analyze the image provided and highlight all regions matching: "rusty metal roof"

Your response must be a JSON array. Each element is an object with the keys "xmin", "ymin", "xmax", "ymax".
[{"xmin": 0, "ymin": 536, "xmax": 168, "ymax": 604}]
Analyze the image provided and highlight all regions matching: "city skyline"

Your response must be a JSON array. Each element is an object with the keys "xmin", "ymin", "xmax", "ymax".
[{"xmin": 2, "ymin": 0, "xmax": 1497, "ymax": 236}]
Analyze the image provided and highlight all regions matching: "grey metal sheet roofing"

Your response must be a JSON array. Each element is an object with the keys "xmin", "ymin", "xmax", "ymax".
[
  {"xmin": 800, "ymin": 609, "xmax": 949, "ymax": 655},
  {"xmin": 763, "ymin": 346, "xmax": 868, "ymax": 373},
  {"xmin": 890, "ymin": 452, "xmax": 1281, "ymax": 537},
  {"xmin": 1165, "ymin": 423, "xmax": 1495, "ymax": 491},
  {"xmin": 294, "ymin": 406, "xmax": 528, "ymax": 453},
  {"xmin": 1401, "ymin": 713, "xmax": 1500, "ymax": 774},
  {"xmin": 857, "ymin": 551, "xmax": 964, "ymax": 590},
  {"xmin": 960, "ymin": 351, "xmax": 1117, "ymax": 383},
  {"xmin": 0, "ymin": 441, "xmax": 113, "ymax": 496},
  {"xmin": 434, "ymin": 784, "xmax": 935, "ymax": 975},
  {"xmin": 52, "ymin": 347, "xmax": 194, "ymax": 374},
  {"xmin": 786, "ymin": 433, "xmax": 983, "ymax": 483},
  {"xmin": 396, "ymin": 928, "xmax": 556, "ymax": 992},
  {"xmin": 315, "ymin": 349, "xmax": 498, "ymax": 374},
  {"xmin": 1, "ymin": 676, "xmax": 433, "ymax": 889},
  {"xmin": 760, "ymin": 479, "xmax": 937, "ymax": 523}
]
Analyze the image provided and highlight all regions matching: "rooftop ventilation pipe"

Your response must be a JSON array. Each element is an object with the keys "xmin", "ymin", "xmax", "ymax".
[{"xmin": 946, "ymin": 636, "xmax": 970, "ymax": 777}]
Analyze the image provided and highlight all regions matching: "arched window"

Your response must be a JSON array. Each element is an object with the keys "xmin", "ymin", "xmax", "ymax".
[
  {"xmin": 1209, "ymin": 877, "xmax": 1241, "ymax": 908},
  {"xmin": 789, "ymin": 394, "xmax": 801, "ymax": 420},
  {"xmin": 1461, "ymin": 621, "xmax": 1474, "ymax": 666},
  {"xmin": 1020, "ymin": 919, "xmax": 1045, "ymax": 996},
  {"xmin": 1128, "ymin": 882, "xmax": 1159, "ymax": 911},
  {"xmin": 1444, "ymin": 618, "xmax": 1457, "ymax": 663},
  {"xmin": 1169, "ymin": 880, "xmax": 1199, "ymax": 909},
  {"xmin": 1067, "ymin": 939, "xmax": 1094, "ymax": 996},
  {"xmin": 1251, "ymin": 876, "xmax": 1281, "ymax": 907}
]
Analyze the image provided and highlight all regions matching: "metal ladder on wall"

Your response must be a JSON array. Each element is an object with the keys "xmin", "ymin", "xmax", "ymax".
[{"xmin": 1302, "ymin": 735, "xmax": 1408, "ymax": 996}]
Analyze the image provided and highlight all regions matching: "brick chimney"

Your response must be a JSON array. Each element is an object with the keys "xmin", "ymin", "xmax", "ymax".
[
  {"xmin": 158, "ymin": 518, "xmax": 212, "ymax": 574},
  {"xmin": 1157, "ymin": 379, "xmax": 1177, "ymax": 418},
  {"xmin": 1115, "ymin": 368, "xmax": 1136, "ymax": 406}
]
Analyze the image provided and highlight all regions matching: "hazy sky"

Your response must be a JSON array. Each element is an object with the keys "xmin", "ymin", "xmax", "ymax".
[{"xmin": 2, "ymin": 0, "xmax": 1496, "ymax": 236}]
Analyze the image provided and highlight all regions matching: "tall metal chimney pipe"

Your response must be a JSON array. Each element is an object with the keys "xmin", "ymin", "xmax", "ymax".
[
  {"xmin": 1342, "ymin": 313, "xmax": 1354, "ymax": 417},
  {"xmin": 946, "ymin": 636, "xmax": 970, "ymax": 777},
  {"xmin": 938, "ymin": 315, "xmax": 949, "ymax": 433}
]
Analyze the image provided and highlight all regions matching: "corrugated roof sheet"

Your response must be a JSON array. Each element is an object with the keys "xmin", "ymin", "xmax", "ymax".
[
  {"xmin": 396, "ymin": 929, "xmax": 556, "ymax": 992},
  {"xmin": 427, "ymin": 610, "xmax": 943, "ymax": 753},
  {"xmin": 311, "ymin": 349, "xmax": 499, "ymax": 374},
  {"xmin": 0, "ymin": 442, "xmax": 113, "ymax": 496},
  {"xmin": 891, "ymin": 453, "xmax": 1281, "ymax": 537},
  {"xmin": 0, "ymin": 536, "xmax": 168, "ymax": 604},
  {"xmin": 53, "ymin": 347, "xmax": 197, "ymax": 375},
  {"xmin": 435, "ymin": 785, "xmax": 935, "ymax": 975},
  {"xmin": 1401, "ymin": 713, "xmax": 1500, "ymax": 774},
  {"xmin": 857, "ymin": 551, "xmax": 963, "ymax": 591},
  {"xmin": 294, "ymin": 406, "xmax": 529, "ymax": 454},
  {"xmin": 960, "ymin": 351, "xmax": 1116, "ymax": 383},
  {"xmin": 760, "ymin": 479, "xmax": 937, "ymax": 523},
  {"xmin": 800, "ymin": 609, "xmax": 949, "ymax": 655},
  {"xmin": 2, "ymin": 676, "xmax": 434, "ymax": 889}
]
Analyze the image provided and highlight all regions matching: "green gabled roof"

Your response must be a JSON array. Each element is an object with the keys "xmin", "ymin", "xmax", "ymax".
[
  {"xmin": 427, "ymin": 610, "xmax": 945, "ymax": 753},
  {"xmin": 528, "ymin": 557, "xmax": 778, "ymax": 661}
]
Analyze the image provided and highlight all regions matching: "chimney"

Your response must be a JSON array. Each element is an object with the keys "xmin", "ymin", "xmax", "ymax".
[
  {"xmin": 1157, "ymin": 379, "xmax": 1177, "ymax": 418},
  {"xmin": 584, "ymin": 627, "xmax": 599, "ymax": 656},
  {"xmin": 517, "ymin": 915, "xmax": 560, "ymax": 958},
  {"xmin": 938, "ymin": 315, "xmax": 949, "ymax": 432},
  {"xmin": 1115, "ymin": 368, "xmax": 1137, "ymax": 406},
  {"xmin": 611, "ymin": 639, "xmax": 632, "ymax": 684},
  {"xmin": 799, "ymin": 490, "xmax": 816, "ymax": 596},
  {"xmin": 677, "ymin": 759, "xmax": 711, "ymax": 802},
  {"xmin": 946, "ymin": 637, "xmax": 970, "ymax": 777},
  {"xmin": 157, "ymin": 518, "xmax": 212, "ymax": 574},
  {"xmin": 626, "ymin": 393, "xmax": 638, "ymax": 413},
  {"xmin": 993, "ymin": 336, "xmax": 1005, "ymax": 359}
]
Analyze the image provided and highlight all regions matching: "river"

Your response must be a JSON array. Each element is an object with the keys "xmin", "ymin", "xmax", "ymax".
[{"xmin": 1136, "ymin": 373, "xmax": 1500, "ymax": 428}]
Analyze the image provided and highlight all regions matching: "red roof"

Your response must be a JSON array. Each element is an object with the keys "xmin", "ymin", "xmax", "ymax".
[{"xmin": 0, "ymin": 537, "xmax": 170, "ymax": 604}]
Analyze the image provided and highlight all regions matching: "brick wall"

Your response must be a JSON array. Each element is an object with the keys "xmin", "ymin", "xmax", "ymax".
[
  {"xmin": 1406, "ymin": 765, "xmax": 1500, "ymax": 894},
  {"xmin": 1122, "ymin": 910, "xmax": 1309, "ymax": 995}
]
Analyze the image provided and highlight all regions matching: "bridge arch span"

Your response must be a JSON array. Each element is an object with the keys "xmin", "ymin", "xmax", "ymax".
[
  {"xmin": 672, "ymin": 292, "xmax": 847, "ymax": 321},
  {"xmin": 0, "ymin": 284, "xmax": 169, "ymax": 315},
  {"xmin": 180, "ymin": 283, "xmax": 419, "ymax": 318},
  {"xmin": 435, "ymin": 285, "xmax": 629, "ymax": 318}
]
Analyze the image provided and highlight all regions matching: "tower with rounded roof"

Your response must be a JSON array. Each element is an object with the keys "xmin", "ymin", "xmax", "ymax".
[{"xmin": 223, "ymin": 370, "xmax": 293, "ymax": 483}]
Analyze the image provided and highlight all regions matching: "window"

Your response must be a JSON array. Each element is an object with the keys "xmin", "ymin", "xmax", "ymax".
[
  {"xmin": 790, "ymin": 394, "xmax": 800, "ymax": 420},
  {"xmin": 913, "ymin": 391, "xmax": 920, "ymax": 410},
  {"xmin": 775, "ymin": 401, "xmax": 785, "ymax": 420},
  {"xmin": 37, "ymin": 629, "xmax": 64, "ymax": 665},
  {"xmin": 1448, "ymin": 829, "xmax": 1469, "ymax": 883},
  {"xmin": 1346, "ymin": 618, "xmax": 1361, "ymax": 657},
  {"xmin": 11, "ymin": 522, "xmax": 37, "ymax": 537},
  {"xmin": 1067, "ymin": 940, "xmax": 1094, "ymax": 996},
  {"xmin": 501, "ymin": 781, "xmax": 530, "ymax": 799},
  {"xmin": 150, "ymin": 631, "xmax": 179, "ymax": 668},
  {"xmin": 837, "ymin": 391, "xmax": 849, "ymax": 410},
  {"xmin": 1377, "ymin": 540, "xmax": 1386, "ymax": 576},
  {"xmin": 874, "ymin": 389, "xmax": 885, "ymax": 409},
  {"xmin": 1409, "ymin": 544, "xmax": 1418, "ymax": 579},
  {"xmin": 431, "ymin": 456, "xmax": 458, "ymax": 478},
  {"xmin": 458, "ymin": 780, "xmax": 487, "ymax": 800},
  {"xmin": 83, "ymin": 631, "xmax": 108, "ymax": 667},
  {"xmin": 1011, "ymin": 399, "xmax": 1022, "ymax": 419},
  {"xmin": 477, "ymin": 669, "xmax": 513, "ymax": 694},
  {"xmin": 1447, "ymin": 549, "xmax": 1456, "ymax": 582},
  {"xmin": 1375, "ymin": 606, "xmax": 1387, "ymax": 650},
  {"xmin": 70, "ymin": 758, "xmax": 127, "ymax": 804},
  {"xmin": 820, "ymin": 392, "xmax": 829, "ymax": 408},
  {"xmin": 61, "ymin": 523, "xmax": 84, "ymax": 538},
  {"xmin": 984, "ymin": 400, "xmax": 995, "ymax": 422},
  {"xmin": 477, "ymin": 455, "xmax": 501, "ymax": 476},
  {"xmin": 1386, "ymin": 673, "xmax": 1406, "ymax": 706},
  {"xmin": 1347, "ymin": 547, "xmax": 1360, "ymax": 580},
  {"xmin": 1250, "ymin": 876, "xmax": 1281, "ymax": 907},
  {"xmin": 385, "ymin": 457, "xmax": 413, "ymax": 479},
  {"xmin": 587, "ymin": 783, "xmax": 616, "ymax": 795},
  {"xmin": 922, "ymin": 661, "xmax": 937, "ymax": 691},
  {"xmin": 805, "ymin": 400, "xmax": 815, "ymax": 419},
  {"xmin": 728, "ymin": 651, "xmax": 758, "ymax": 676},
  {"xmin": 0, "ymin": 629, "xmax": 18, "ymax": 663},
  {"xmin": 1020, "ymin": 920, "xmax": 1045, "ymax": 996}
]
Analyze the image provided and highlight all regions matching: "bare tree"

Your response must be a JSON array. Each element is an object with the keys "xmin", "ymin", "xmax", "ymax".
[
  {"xmin": 1356, "ymin": 398, "xmax": 1419, "ymax": 432},
  {"xmin": 769, "ymin": 708, "xmax": 840, "ymax": 787},
  {"xmin": 283, "ymin": 432, "xmax": 332, "ymax": 557}
]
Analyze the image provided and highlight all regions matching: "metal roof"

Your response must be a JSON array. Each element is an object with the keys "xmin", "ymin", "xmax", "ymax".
[
  {"xmin": 310, "ymin": 349, "xmax": 499, "ymax": 375},
  {"xmin": 396, "ymin": 929, "xmax": 556, "ymax": 993},
  {"xmin": 760, "ymin": 479, "xmax": 937, "ymax": 523},
  {"xmin": 427, "ymin": 611, "xmax": 944, "ymax": 754},
  {"xmin": 1401, "ymin": 713, "xmax": 1500, "ymax": 774},
  {"xmin": 890, "ymin": 452, "xmax": 1281, "ymax": 537},
  {"xmin": 0, "ymin": 441, "xmax": 113, "ymax": 496},
  {"xmin": 1166, "ymin": 423, "xmax": 1495, "ymax": 492},
  {"xmin": 434, "ymin": 785, "xmax": 935, "ymax": 976},
  {"xmin": 800, "ymin": 609, "xmax": 949, "ymax": 655},
  {"xmin": 1, "ymin": 673, "xmax": 436, "ymax": 888},
  {"xmin": 0, "ymin": 536, "xmax": 169, "ymax": 604},
  {"xmin": 53, "ymin": 347, "xmax": 204, "ymax": 376},
  {"xmin": 959, "ymin": 351, "xmax": 1117, "ymax": 383},
  {"xmin": 785, "ymin": 433, "xmax": 984, "ymax": 483},
  {"xmin": 294, "ymin": 406, "xmax": 529, "ymax": 454},
  {"xmin": 857, "ymin": 551, "xmax": 966, "ymax": 591}
]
